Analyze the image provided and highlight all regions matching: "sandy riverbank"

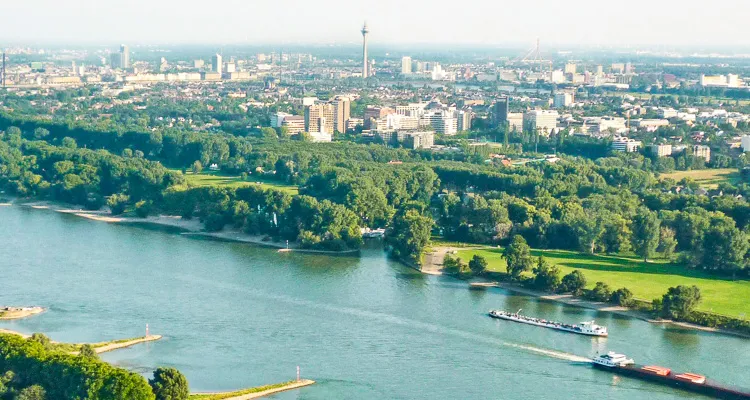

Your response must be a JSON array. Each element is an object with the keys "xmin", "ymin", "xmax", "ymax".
[
  {"xmin": 192, "ymin": 379, "xmax": 315, "ymax": 400},
  {"xmin": 0, "ymin": 307, "xmax": 45, "ymax": 320}
]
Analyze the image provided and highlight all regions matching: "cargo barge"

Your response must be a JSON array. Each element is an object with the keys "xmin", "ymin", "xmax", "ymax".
[
  {"xmin": 592, "ymin": 352, "xmax": 750, "ymax": 399},
  {"xmin": 488, "ymin": 309, "xmax": 608, "ymax": 337}
]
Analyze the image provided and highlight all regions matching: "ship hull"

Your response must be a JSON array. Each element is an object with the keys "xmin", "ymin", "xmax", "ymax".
[
  {"xmin": 593, "ymin": 363, "xmax": 750, "ymax": 399},
  {"xmin": 488, "ymin": 312, "xmax": 607, "ymax": 337}
]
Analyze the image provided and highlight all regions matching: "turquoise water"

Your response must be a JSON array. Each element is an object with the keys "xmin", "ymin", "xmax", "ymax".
[{"xmin": 1, "ymin": 206, "xmax": 748, "ymax": 399}]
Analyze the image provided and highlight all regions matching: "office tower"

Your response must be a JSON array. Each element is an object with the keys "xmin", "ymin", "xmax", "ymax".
[
  {"xmin": 361, "ymin": 22, "xmax": 369, "ymax": 78},
  {"xmin": 401, "ymin": 56, "xmax": 412, "ymax": 75},
  {"xmin": 120, "ymin": 45, "xmax": 130, "ymax": 69},
  {"xmin": 305, "ymin": 103, "xmax": 335, "ymax": 134},
  {"xmin": 332, "ymin": 96, "xmax": 351, "ymax": 133},
  {"xmin": 493, "ymin": 97, "xmax": 509, "ymax": 127},
  {"xmin": 110, "ymin": 53, "xmax": 123, "ymax": 69},
  {"xmin": 212, "ymin": 54, "xmax": 223, "ymax": 73}
]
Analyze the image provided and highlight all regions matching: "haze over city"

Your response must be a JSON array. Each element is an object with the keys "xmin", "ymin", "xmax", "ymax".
[{"xmin": 3, "ymin": 0, "xmax": 750, "ymax": 47}]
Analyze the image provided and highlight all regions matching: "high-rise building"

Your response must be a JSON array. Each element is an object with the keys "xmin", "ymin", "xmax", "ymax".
[
  {"xmin": 305, "ymin": 103, "xmax": 335, "ymax": 134},
  {"xmin": 596, "ymin": 65, "xmax": 604, "ymax": 76},
  {"xmin": 212, "ymin": 54, "xmax": 223, "ymax": 73},
  {"xmin": 110, "ymin": 53, "xmax": 123, "ymax": 69},
  {"xmin": 493, "ymin": 97, "xmax": 509, "ymax": 127},
  {"xmin": 401, "ymin": 56, "xmax": 412, "ymax": 75},
  {"xmin": 194, "ymin": 60, "xmax": 205, "ymax": 69},
  {"xmin": 422, "ymin": 110, "xmax": 458, "ymax": 135},
  {"xmin": 120, "ymin": 45, "xmax": 130, "ymax": 69},
  {"xmin": 364, "ymin": 106, "xmax": 396, "ymax": 129},
  {"xmin": 361, "ymin": 22, "xmax": 369, "ymax": 78},
  {"xmin": 456, "ymin": 110, "xmax": 472, "ymax": 131},
  {"xmin": 564, "ymin": 63, "xmax": 576, "ymax": 74},
  {"xmin": 226, "ymin": 62, "xmax": 236, "ymax": 73},
  {"xmin": 332, "ymin": 96, "xmax": 351, "ymax": 133}
]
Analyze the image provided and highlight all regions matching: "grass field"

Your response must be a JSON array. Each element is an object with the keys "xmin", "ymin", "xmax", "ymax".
[
  {"xmin": 660, "ymin": 168, "xmax": 739, "ymax": 188},
  {"xmin": 456, "ymin": 247, "xmax": 750, "ymax": 318},
  {"xmin": 178, "ymin": 170, "xmax": 299, "ymax": 195}
]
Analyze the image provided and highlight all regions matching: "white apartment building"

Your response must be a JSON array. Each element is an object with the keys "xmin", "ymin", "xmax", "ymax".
[
  {"xmin": 553, "ymin": 92, "xmax": 574, "ymax": 108},
  {"xmin": 422, "ymin": 110, "xmax": 458, "ymax": 135},
  {"xmin": 612, "ymin": 136, "xmax": 641, "ymax": 152},
  {"xmin": 401, "ymin": 56, "xmax": 412, "ymax": 74}
]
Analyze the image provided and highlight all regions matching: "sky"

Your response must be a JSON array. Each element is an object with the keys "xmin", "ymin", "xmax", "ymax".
[{"xmin": 2, "ymin": 0, "xmax": 749, "ymax": 48}]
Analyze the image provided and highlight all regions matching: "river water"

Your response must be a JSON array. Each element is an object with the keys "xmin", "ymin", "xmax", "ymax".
[{"xmin": 1, "ymin": 206, "xmax": 749, "ymax": 399}]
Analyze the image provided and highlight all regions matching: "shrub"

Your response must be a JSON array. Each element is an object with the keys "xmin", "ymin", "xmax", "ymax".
[
  {"xmin": 584, "ymin": 282, "xmax": 611, "ymax": 302},
  {"xmin": 610, "ymin": 287, "xmax": 634, "ymax": 307}
]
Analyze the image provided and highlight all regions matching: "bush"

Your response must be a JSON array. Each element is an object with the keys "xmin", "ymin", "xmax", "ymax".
[
  {"xmin": 660, "ymin": 285, "xmax": 701, "ymax": 320},
  {"xmin": 530, "ymin": 256, "xmax": 561, "ymax": 292},
  {"xmin": 107, "ymin": 193, "xmax": 130, "ymax": 215},
  {"xmin": 610, "ymin": 287, "xmax": 634, "ymax": 307},
  {"xmin": 584, "ymin": 281, "xmax": 611, "ymax": 302},
  {"xmin": 468, "ymin": 255, "xmax": 488, "ymax": 275},
  {"xmin": 560, "ymin": 270, "xmax": 586, "ymax": 295},
  {"xmin": 135, "ymin": 200, "xmax": 152, "ymax": 218}
]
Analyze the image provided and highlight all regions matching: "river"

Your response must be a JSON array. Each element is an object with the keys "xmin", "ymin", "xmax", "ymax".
[{"xmin": 1, "ymin": 206, "xmax": 748, "ymax": 399}]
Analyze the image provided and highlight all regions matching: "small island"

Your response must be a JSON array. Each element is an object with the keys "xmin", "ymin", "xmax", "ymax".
[{"xmin": 0, "ymin": 306, "xmax": 45, "ymax": 320}]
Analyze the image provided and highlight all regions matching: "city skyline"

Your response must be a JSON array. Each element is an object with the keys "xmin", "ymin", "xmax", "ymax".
[{"xmin": 3, "ymin": 0, "xmax": 750, "ymax": 47}]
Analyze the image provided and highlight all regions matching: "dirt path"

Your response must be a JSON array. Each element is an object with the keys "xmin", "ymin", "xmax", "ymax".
[{"xmin": 89, "ymin": 335, "xmax": 162, "ymax": 354}]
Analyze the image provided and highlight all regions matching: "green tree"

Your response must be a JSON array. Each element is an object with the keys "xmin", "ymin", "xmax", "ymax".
[
  {"xmin": 657, "ymin": 227, "xmax": 677, "ymax": 260},
  {"xmin": 631, "ymin": 208, "xmax": 660, "ymax": 262},
  {"xmin": 585, "ymin": 281, "xmax": 612, "ymax": 302},
  {"xmin": 661, "ymin": 285, "xmax": 701, "ymax": 320},
  {"xmin": 531, "ymin": 256, "xmax": 561, "ymax": 292},
  {"xmin": 560, "ymin": 270, "xmax": 587, "ymax": 295},
  {"xmin": 699, "ymin": 222, "xmax": 749, "ymax": 278},
  {"xmin": 386, "ymin": 205, "xmax": 433, "ymax": 265},
  {"xmin": 149, "ymin": 367, "xmax": 189, "ymax": 400},
  {"xmin": 610, "ymin": 287, "xmax": 634, "ymax": 307},
  {"xmin": 33, "ymin": 128, "xmax": 50, "ymax": 140},
  {"xmin": 79, "ymin": 344, "xmax": 99, "ymax": 360},
  {"xmin": 16, "ymin": 385, "xmax": 46, "ymax": 400},
  {"xmin": 503, "ymin": 235, "xmax": 533, "ymax": 280},
  {"xmin": 468, "ymin": 254, "xmax": 488, "ymax": 275},
  {"xmin": 29, "ymin": 333, "xmax": 50, "ymax": 349},
  {"xmin": 261, "ymin": 127, "xmax": 278, "ymax": 140},
  {"xmin": 107, "ymin": 193, "xmax": 130, "ymax": 215},
  {"xmin": 191, "ymin": 160, "xmax": 203, "ymax": 174},
  {"xmin": 135, "ymin": 200, "xmax": 152, "ymax": 218}
]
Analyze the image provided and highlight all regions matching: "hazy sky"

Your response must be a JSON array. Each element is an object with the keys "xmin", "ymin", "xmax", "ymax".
[{"xmin": 3, "ymin": 0, "xmax": 749, "ymax": 47}]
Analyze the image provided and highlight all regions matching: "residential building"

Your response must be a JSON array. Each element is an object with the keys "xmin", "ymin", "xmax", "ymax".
[
  {"xmin": 212, "ymin": 54, "xmax": 223, "ymax": 73},
  {"xmin": 401, "ymin": 56, "xmax": 412, "ymax": 75},
  {"xmin": 422, "ymin": 110, "xmax": 458, "ymax": 135},
  {"xmin": 742, "ymin": 135, "xmax": 750, "ymax": 152},
  {"xmin": 649, "ymin": 144, "xmax": 673, "ymax": 157},
  {"xmin": 305, "ymin": 103, "xmax": 335, "ymax": 134},
  {"xmin": 456, "ymin": 110, "xmax": 472, "ymax": 131},
  {"xmin": 396, "ymin": 103, "xmax": 427, "ymax": 118},
  {"xmin": 507, "ymin": 113, "xmax": 524, "ymax": 132},
  {"xmin": 281, "ymin": 116, "xmax": 305, "ymax": 133},
  {"xmin": 309, "ymin": 131, "xmax": 333, "ymax": 143},
  {"xmin": 364, "ymin": 106, "xmax": 396, "ymax": 129},
  {"xmin": 633, "ymin": 119, "xmax": 670, "ymax": 130},
  {"xmin": 523, "ymin": 110, "xmax": 559, "ymax": 135},
  {"xmin": 378, "ymin": 131, "xmax": 434, "ymax": 149},
  {"xmin": 374, "ymin": 114, "xmax": 419, "ymax": 131},
  {"xmin": 612, "ymin": 136, "xmax": 641, "ymax": 152},
  {"xmin": 553, "ymin": 92, "xmax": 574, "ymax": 108},
  {"xmin": 550, "ymin": 70, "xmax": 565, "ymax": 83},
  {"xmin": 332, "ymin": 96, "xmax": 351, "ymax": 133},
  {"xmin": 270, "ymin": 112, "xmax": 291, "ymax": 128},
  {"xmin": 120, "ymin": 45, "xmax": 130, "ymax": 69},
  {"xmin": 692, "ymin": 145, "xmax": 711, "ymax": 162}
]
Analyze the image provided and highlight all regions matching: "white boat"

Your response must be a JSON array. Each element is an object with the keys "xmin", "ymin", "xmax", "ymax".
[
  {"xmin": 591, "ymin": 351, "xmax": 634, "ymax": 367},
  {"xmin": 488, "ymin": 309, "xmax": 608, "ymax": 337}
]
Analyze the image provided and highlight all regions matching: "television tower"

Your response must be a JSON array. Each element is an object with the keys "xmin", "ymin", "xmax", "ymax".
[{"xmin": 361, "ymin": 21, "xmax": 369, "ymax": 78}]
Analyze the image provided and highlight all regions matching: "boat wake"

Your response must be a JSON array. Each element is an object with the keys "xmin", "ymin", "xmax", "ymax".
[{"xmin": 174, "ymin": 274, "xmax": 592, "ymax": 364}]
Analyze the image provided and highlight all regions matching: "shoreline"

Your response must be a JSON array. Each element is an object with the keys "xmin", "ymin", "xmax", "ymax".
[
  {"xmin": 426, "ymin": 246, "xmax": 750, "ymax": 339},
  {"xmin": 17, "ymin": 200, "xmax": 358, "ymax": 255},
  {"xmin": 0, "ymin": 306, "xmax": 45, "ymax": 320},
  {"xmin": 0, "ymin": 328, "xmax": 163, "ymax": 353}
]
